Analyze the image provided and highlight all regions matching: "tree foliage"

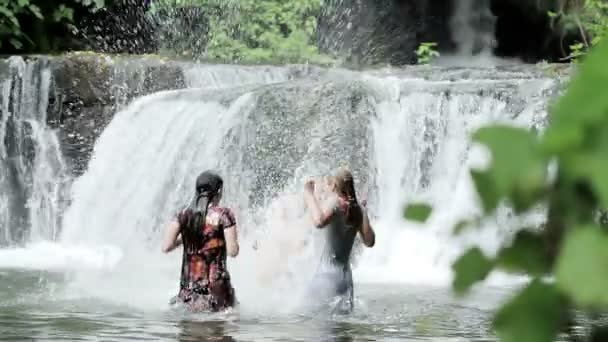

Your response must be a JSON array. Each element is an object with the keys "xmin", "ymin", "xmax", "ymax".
[
  {"xmin": 150, "ymin": 0, "xmax": 333, "ymax": 64},
  {"xmin": 548, "ymin": 0, "xmax": 608, "ymax": 60},
  {"xmin": 404, "ymin": 36, "xmax": 608, "ymax": 341},
  {"xmin": 0, "ymin": 0, "xmax": 104, "ymax": 51}
]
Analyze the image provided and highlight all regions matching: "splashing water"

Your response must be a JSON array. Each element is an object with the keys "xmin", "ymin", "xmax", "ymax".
[
  {"xmin": 59, "ymin": 72, "xmax": 554, "ymax": 312},
  {"xmin": 0, "ymin": 60, "xmax": 560, "ymax": 315},
  {"xmin": 355, "ymin": 75, "xmax": 551, "ymax": 286}
]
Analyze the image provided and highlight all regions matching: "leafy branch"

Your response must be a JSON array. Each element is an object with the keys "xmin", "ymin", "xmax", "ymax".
[
  {"xmin": 415, "ymin": 42, "xmax": 440, "ymax": 65},
  {"xmin": 0, "ymin": 0, "xmax": 105, "ymax": 50},
  {"xmin": 404, "ymin": 36, "xmax": 608, "ymax": 341},
  {"xmin": 548, "ymin": 0, "xmax": 608, "ymax": 61}
]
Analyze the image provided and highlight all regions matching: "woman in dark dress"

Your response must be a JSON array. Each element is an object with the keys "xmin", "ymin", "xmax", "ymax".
[
  {"xmin": 162, "ymin": 171, "xmax": 240, "ymax": 312},
  {"xmin": 303, "ymin": 168, "xmax": 375, "ymax": 314}
]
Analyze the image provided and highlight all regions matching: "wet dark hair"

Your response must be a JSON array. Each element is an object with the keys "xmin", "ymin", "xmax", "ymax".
[
  {"xmin": 334, "ymin": 168, "xmax": 363, "ymax": 227},
  {"xmin": 182, "ymin": 170, "xmax": 224, "ymax": 252}
]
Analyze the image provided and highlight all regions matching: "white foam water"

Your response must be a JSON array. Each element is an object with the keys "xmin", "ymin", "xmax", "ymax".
[
  {"xmin": 0, "ymin": 61, "xmax": 557, "ymax": 312},
  {"xmin": 0, "ymin": 57, "xmax": 69, "ymax": 245},
  {"xmin": 354, "ymin": 75, "xmax": 551, "ymax": 287}
]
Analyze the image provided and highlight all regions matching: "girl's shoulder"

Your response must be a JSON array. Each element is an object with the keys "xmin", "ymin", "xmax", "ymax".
[{"xmin": 208, "ymin": 205, "xmax": 237, "ymax": 227}]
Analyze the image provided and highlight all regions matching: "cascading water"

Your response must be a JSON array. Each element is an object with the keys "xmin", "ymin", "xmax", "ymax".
[
  {"xmin": 355, "ymin": 73, "xmax": 553, "ymax": 285},
  {"xmin": 449, "ymin": 0, "xmax": 496, "ymax": 56},
  {"xmin": 0, "ymin": 57, "xmax": 69, "ymax": 246},
  {"xmin": 37, "ymin": 65, "xmax": 561, "ymax": 313},
  {"xmin": 55, "ymin": 77, "xmax": 377, "ymax": 311},
  {"xmin": 0, "ymin": 58, "xmax": 309, "ymax": 270}
]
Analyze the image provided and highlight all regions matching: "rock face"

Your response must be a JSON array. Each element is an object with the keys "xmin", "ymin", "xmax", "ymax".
[
  {"xmin": 0, "ymin": 53, "xmax": 571, "ymax": 246},
  {"xmin": 239, "ymin": 80, "xmax": 375, "ymax": 206},
  {"xmin": 46, "ymin": 54, "xmax": 187, "ymax": 176},
  {"xmin": 316, "ymin": 0, "xmax": 580, "ymax": 64},
  {"xmin": 0, "ymin": 53, "xmax": 322, "ymax": 245},
  {"xmin": 4, "ymin": 53, "xmax": 317, "ymax": 176},
  {"xmin": 0, "ymin": 54, "xmax": 572, "ymax": 181}
]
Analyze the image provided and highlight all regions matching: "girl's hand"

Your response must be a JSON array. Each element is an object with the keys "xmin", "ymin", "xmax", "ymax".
[{"xmin": 304, "ymin": 179, "xmax": 315, "ymax": 193}]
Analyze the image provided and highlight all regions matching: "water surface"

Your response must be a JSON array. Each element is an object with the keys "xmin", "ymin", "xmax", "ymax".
[{"xmin": 0, "ymin": 270, "xmax": 514, "ymax": 341}]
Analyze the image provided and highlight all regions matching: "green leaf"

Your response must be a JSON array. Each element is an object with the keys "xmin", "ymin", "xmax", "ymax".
[
  {"xmin": 452, "ymin": 216, "xmax": 483, "ymax": 236},
  {"xmin": 452, "ymin": 247, "xmax": 494, "ymax": 296},
  {"xmin": 0, "ymin": 6, "xmax": 11, "ymax": 18},
  {"xmin": 541, "ymin": 122, "xmax": 584, "ymax": 155},
  {"xmin": 452, "ymin": 219, "xmax": 471, "ymax": 236},
  {"xmin": 403, "ymin": 203, "xmax": 432, "ymax": 223},
  {"xmin": 93, "ymin": 0, "xmax": 105, "ymax": 10},
  {"xmin": 28, "ymin": 4, "xmax": 42, "ymax": 19},
  {"xmin": 472, "ymin": 125, "xmax": 547, "ymax": 213},
  {"xmin": 9, "ymin": 38, "xmax": 22, "ymax": 49},
  {"xmin": 53, "ymin": 5, "xmax": 74, "ymax": 22},
  {"xmin": 544, "ymin": 37, "xmax": 608, "ymax": 154},
  {"xmin": 555, "ymin": 225, "xmax": 608, "ymax": 307},
  {"xmin": 496, "ymin": 230, "xmax": 549, "ymax": 276},
  {"xmin": 471, "ymin": 169, "xmax": 500, "ymax": 212},
  {"xmin": 592, "ymin": 160, "xmax": 608, "ymax": 208},
  {"xmin": 493, "ymin": 279, "xmax": 563, "ymax": 342},
  {"xmin": 1, "ymin": 9, "xmax": 20, "ymax": 28},
  {"xmin": 559, "ymin": 122, "xmax": 608, "ymax": 207},
  {"xmin": 564, "ymin": 152, "xmax": 608, "ymax": 208}
]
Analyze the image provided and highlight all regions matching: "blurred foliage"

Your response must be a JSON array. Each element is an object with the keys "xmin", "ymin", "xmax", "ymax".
[
  {"xmin": 403, "ymin": 202, "xmax": 433, "ymax": 222},
  {"xmin": 0, "ymin": 0, "xmax": 105, "ymax": 52},
  {"xmin": 150, "ymin": 0, "xmax": 334, "ymax": 64},
  {"xmin": 404, "ymin": 36, "xmax": 608, "ymax": 341},
  {"xmin": 548, "ymin": 0, "xmax": 608, "ymax": 61}
]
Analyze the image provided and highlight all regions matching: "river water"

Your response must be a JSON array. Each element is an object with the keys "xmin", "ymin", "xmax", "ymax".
[{"xmin": 1, "ymin": 269, "xmax": 517, "ymax": 341}]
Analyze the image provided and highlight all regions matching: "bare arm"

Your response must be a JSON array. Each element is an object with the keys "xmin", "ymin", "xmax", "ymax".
[
  {"xmin": 303, "ymin": 186, "xmax": 335, "ymax": 228},
  {"xmin": 358, "ymin": 209, "xmax": 375, "ymax": 247},
  {"xmin": 162, "ymin": 220, "xmax": 182, "ymax": 253},
  {"xmin": 224, "ymin": 226, "xmax": 239, "ymax": 257},
  {"xmin": 220, "ymin": 208, "xmax": 239, "ymax": 257}
]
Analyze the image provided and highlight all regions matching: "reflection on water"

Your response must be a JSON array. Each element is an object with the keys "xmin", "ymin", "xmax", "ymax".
[
  {"xmin": 324, "ymin": 321, "xmax": 355, "ymax": 342},
  {"xmin": 0, "ymin": 270, "xmax": 515, "ymax": 341},
  {"xmin": 177, "ymin": 320, "xmax": 235, "ymax": 342}
]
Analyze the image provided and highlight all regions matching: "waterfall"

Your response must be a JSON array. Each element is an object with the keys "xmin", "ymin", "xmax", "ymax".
[
  {"xmin": 53, "ymin": 78, "xmax": 376, "ymax": 310},
  {"xmin": 33, "ymin": 66, "xmax": 556, "ymax": 311},
  {"xmin": 0, "ymin": 56, "xmax": 310, "ymax": 244},
  {"xmin": 0, "ymin": 57, "xmax": 69, "ymax": 245},
  {"xmin": 355, "ymin": 74, "xmax": 553, "ymax": 285},
  {"xmin": 450, "ymin": 0, "xmax": 496, "ymax": 56},
  {"xmin": 0, "ymin": 54, "xmax": 563, "ymax": 311}
]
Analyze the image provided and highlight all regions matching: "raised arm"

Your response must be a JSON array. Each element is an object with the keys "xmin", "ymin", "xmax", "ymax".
[
  {"xmin": 358, "ymin": 208, "xmax": 375, "ymax": 247},
  {"xmin": 303, "ymin": 180, "xmax": 335, "ymax": 228},
  {"xmin": 162, "ymin": 220, "xmax": 182, "ymax": 253}
]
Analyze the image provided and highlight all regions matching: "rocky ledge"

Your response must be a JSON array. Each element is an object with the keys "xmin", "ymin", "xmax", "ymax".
[
  {"xmin": 0, "ymin": 52, "xmax": 572, "ymax": 176},
  {"xmin": 0, "ymin": 52, "xmax": 322, "ymax": 176}
]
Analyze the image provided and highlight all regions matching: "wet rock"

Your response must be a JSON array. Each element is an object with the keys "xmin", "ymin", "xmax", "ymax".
[
  {"xmin": 0, "ymin": 53, "xmax": 572, "ymax": 181},
  {"xmin": 42, "ymin": 53, "xmax": 187, "ymax": 176}
]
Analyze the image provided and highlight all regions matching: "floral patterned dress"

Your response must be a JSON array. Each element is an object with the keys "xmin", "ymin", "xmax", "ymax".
[{"xmin": 170, "ymin": 205, "xmax": 237, "ymax": 312}]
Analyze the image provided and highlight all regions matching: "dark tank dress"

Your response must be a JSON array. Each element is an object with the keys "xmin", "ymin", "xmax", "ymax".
[{"xmin": 309, "ymin": 197, "xmax": 359, "ymax": 314}]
